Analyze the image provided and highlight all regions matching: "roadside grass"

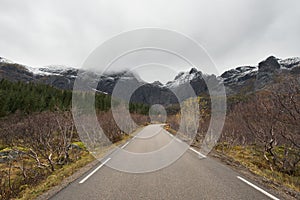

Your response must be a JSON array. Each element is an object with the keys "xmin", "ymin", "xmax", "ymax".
[
  {"xmin": 215, "ymin": 144, "xmax": 300, "ymax": 192},
  {"xmin": 18, "ymin": 151, "xmax": 95, "ymax": 200},
  {"xmin": 0, "ymin": 144, "xmax": 7, "ymax": 151},
  {"xmin": 7, "ymin": 133, "xmax": 136, "ymax": 200},
  {"xmin": 162, "ymin": 125, "xmax": 300, "ymax": 193}
]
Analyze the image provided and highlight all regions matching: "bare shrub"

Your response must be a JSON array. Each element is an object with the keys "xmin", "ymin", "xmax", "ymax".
[{"xmin": 223, "ymin": 76, "xmax": 300, "ymax": 175}]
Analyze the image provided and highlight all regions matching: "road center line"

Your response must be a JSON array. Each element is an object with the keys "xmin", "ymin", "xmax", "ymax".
[
  {"xmin": 79, "ymin": 158, "xmax": 111, "ymax": 184},
  {"xmin": 189, "ymin": 147, "xmax": 207, "ymax": 158},
  {"xmin": 237, "ymin": 176, "xmax": 280, "ymax": 200}
]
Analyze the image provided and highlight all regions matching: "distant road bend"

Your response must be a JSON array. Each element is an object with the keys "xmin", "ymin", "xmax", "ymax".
[{"xmin": 51, "ymin": 124, "xmax": 280, "ymax": 200}]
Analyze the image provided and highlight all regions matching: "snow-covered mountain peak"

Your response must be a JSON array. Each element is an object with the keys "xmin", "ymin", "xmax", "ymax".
[
  {"xmin": 166, "ymin": 67, "xmax": 203, "ymax": 88},
  {"xmin": 278, "ymin": 57, "xmax": 300, "ymax": 69},
  {"xmin": 221, "ymin": 65, "xmax": 257, "ymax": 85},
  {"xmin": 1, "ymin": 55, "xmax": 300, "ymax": 99},
  {"xmin": 25, "ymin": 65, "xmax": 78, "ymax": 78},
  {"xmin": 0, "ymin": 57, "xmax": 14, "ymax": 64}
]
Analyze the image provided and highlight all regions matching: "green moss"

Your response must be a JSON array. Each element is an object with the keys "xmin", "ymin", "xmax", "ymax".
[
  {"xmin": 0, "ymin": 146, "xmax": 28, "ymax": 152},
  {"xmin": 72, "ymin": 141, "xmax": 86, "ymax": 150}
]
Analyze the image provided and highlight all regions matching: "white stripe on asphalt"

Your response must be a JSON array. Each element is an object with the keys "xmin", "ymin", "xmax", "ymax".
[
  {"xmin": 189, "ymin": 147, "xmax": 207, "ymax": 158},
  {"xmin": 166, "ymin": 132, "xmax": 183, "ymax": 143},
  {"xmin": 133, "ymin": 133, "xmax": 140, "ymax": 139},
  {"xmin": 164, "ymin": 131, "xmax": 206, "ymax": 158},
  {"xmin": 175, "ymin": 138, "xmax": 182, "ymax": 143},
  {"xmin": 237, "ymin": 176, "xmax": 280, "ymax": 200},
  {"xmin": 79, "ymin": 158, "xmax": 111, "ymax": 184},
  {"xmin": 121, "ymin": 141, "xmax": 130, "ymax": 149}
]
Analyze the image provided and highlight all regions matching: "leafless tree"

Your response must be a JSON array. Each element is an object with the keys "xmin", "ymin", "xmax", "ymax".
[{"xmin": 227, "ymin": 76, "xmax": 300, "ymax": 174}]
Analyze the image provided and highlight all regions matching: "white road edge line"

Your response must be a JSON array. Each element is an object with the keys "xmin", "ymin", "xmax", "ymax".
[
  {"xmin": 189, "ymin": 147, "xmax": 207, "ymax": 158},
  {"xmin": 121, "ymin": 141, "xmax": 130, "ymax": 149},
  {"xmin": 237, "ymin": 176, "xmax": 280, "ymax": 200},
  {"xmin": 133, "ymin": 133, "xmax": 140, "ymax": 139},
  {"xmin": 79, "ymin": 158, "xmax": 111, "ymax": 184},
  {"xmin": 164, "ymin": 131, "xmax": 206, "ymax": 158},
  {"xmin": 175, "ymin": 138, "xmax": 182, "ymax": 143}
]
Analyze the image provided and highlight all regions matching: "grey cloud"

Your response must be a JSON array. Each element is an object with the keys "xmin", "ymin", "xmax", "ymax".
[{"xmin": 0, "ymin": 0, "xmax": 299, "ymax": 82}]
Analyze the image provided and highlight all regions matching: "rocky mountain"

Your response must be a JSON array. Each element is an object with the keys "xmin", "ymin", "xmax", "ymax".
[
  {"xmin": 0, "ymin": 57, "xmax": 77, "ymax": 90},
  {"xmin": 1, "ymin": 56, "xmax": 299, "ymax": 105},
  {"xmin": 221, "ymin": 56, "xmax": 300, "ymax": 94}
]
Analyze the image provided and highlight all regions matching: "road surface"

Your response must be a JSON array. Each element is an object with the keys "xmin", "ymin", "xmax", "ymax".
[{"xmin": 51, "ymin": 124, "xmax": 280, "ymax": 200}]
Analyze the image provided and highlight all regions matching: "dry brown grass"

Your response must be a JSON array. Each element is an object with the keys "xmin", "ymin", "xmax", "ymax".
[{"xmin": 215, "ymin": 144, "xmax": 300, "ymax": 192}]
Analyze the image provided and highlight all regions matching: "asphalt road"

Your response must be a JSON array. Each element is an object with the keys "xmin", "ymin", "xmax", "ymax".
[{"xmin": 51, "ymin": 124, "xmax": 280, "ymax": 200}]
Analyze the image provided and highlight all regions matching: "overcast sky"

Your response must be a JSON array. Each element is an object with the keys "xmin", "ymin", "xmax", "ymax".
[{"xmin": 1, "ymin": 0, "xmax": 299, "ymax": 82}]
